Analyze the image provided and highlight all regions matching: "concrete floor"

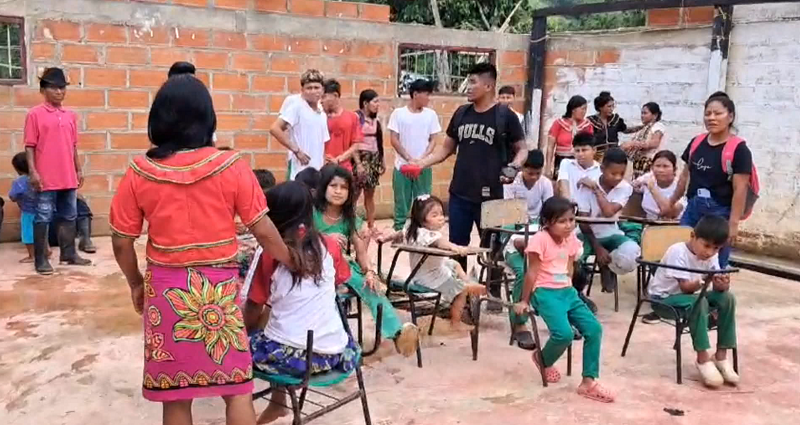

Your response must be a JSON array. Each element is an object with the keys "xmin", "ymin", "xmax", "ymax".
[{"xmin": 2, "ymin": 222, "xmax": 800, "ymax": 425}]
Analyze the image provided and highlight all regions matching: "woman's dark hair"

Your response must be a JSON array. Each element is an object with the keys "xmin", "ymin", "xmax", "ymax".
[
  {"xmin": 705, "ymin": 91, "xmax": 736, "ymax": 127},
  {"xmin": 359, "ymin": 89, "xmax": 379, "ymax": 117},
  {"xmin": 267, "ymin": 181, "xmax": 324, "ymax": 287},
  {"xmin": 694, "ymin": 215, "xmax": 729, "ymax": 246},
  {"xmin": 12, "ymin": 152, "xmax": 28, "ymax": 175},
  {"xmin": 295, "ymin": 167, "xmax": 321, "ymax": 191},
  {"xmin": 540, "ymin": 196, "xmax": 576, "ymax": 228},
  {"xmin": 315, "ymin": 164, "xmax": 357, "ymax": 236},
  {"xmin": 168, "ymin": 61, "xmax": 196, "ymax": 78},
  {"xmin": 643, "ymin": 102, "xmax": 662, "ymax": 122},
  {"xmin": 405, "ymin": 195, "xmax": 445, "ymax": 243},
  {"xmin": 563, "ymin": 95, "xmax": 588, "ymax": 119},
  {"xmin": 593, "ymin": 91, "xmax": 614, "ymax": 111},
  {"xmin": 651, "ymin": 150, "xmax": 677, "ymax": 169},
  {"xmin": 253, "ymin": 169, "xmax": 276, "ymax": 192},
  {"xmin": 147, "ymin": 75, "xmax": 216, "ymax": 159}
]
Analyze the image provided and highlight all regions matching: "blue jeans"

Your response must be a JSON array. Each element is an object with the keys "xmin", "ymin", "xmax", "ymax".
[
  {"xmin": 35, "ymin": 189, "xmax": 78, "ymax": 224},
  {"xmin": 680, "ymin": 196, "xmax": 732, "ymax": 267},
  {"xmin": 448, "ymin": 194, "xmax": 501, "ymax": 294}
]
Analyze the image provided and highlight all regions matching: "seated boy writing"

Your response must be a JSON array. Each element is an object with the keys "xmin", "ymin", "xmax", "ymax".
[
  {"xmin": 575, "ymin": 147, "xmax": 642, "ymax": 293},
  {"xmin": 503, "ymin": 149, "xmax": 553, "ymax": 349},
  {"xmin": 647, "ymin": 215, "xmax": 738, "ymax": 388},
  {"xmin": 557, "ymin": 132, "xmax": 601, "ymax": 202}
]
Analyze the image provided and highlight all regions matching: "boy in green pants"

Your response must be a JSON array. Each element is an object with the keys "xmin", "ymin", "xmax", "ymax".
[{"xmin": 647, "ymin": 215, "xmax": 739, "ymax": 388}]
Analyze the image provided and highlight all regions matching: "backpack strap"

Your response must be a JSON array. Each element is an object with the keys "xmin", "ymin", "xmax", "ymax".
[
  {"xmin": 720, "ymin": 135, "xmax": 745, "ymax": 179},
  {"xmin": 495, "ymin": 103, "xmax": 510, "ymax": 163},
  {"xmin": 688, "ymin": 133, "xmax": 708, "ymax": 160},
  {"xmin": 452, "ymin": 104, "xmax": 472, "ymax": 133}
]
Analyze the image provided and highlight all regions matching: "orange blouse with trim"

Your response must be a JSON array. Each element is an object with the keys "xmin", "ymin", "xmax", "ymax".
[
  {"xmin": 548, "ymin": 117, "xmax": 593, "ymax": 156},
  {"xmin": 109, "ymin": 147, "xmax": 268, "ymax": 267}
]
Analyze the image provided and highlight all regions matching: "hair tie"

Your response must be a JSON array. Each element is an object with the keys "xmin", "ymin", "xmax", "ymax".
[{"xmin": 416, "ymin": 194, "xmax": 431, "ymax": 202}]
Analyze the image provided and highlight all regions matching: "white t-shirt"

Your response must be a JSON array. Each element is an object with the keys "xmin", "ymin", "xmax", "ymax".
[
  {"xmin": 557, "ymin": 159, "xmax": 601, "ymax": 202},
  {"xmin": 387, "ymin": 106, "xmax": 441, "ymax": 170},
  {"xmin": 646, "ymin": 122, "xmax": 668, "ymax": 158},
  {"xmin": 504, "ymin": 174, "xmax": 553, "ymax": 220},
  {"xmin": 634, "ymin": 172, "xmax": 685, "ymax": 220},
  {"xmin": 263, "ymin": 245, "xmax": 348, "ymax": 354},
  {"xmin": 576, "ymin": 177, "xmax": 633, "ymax": 239},
  {"xmin": 406, "ymin": 226, "xmax": 451, "ymax": 290},
  {"xmin": 647, "ymin": 242, "xmax": 719, "ymax": 298},
  {"xmin": 279, "ymin": 94, "xmax": 330, "ymax": 180}
]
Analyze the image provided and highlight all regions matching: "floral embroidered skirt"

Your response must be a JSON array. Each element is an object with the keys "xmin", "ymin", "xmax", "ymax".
[
  {"xmin": 142, "ymin": 265, "xmax": 253, "ymax": 402},
  {"xmin": 355, "ymin": 151, "xmax": 385, "ymax": 190},
  {"xmin": 250, "ymin": 331, "xmax": 360, "ymax": 377},
  {"xmin": 631, "ymin": 153, "xmax": 653, "ymax": 180}
]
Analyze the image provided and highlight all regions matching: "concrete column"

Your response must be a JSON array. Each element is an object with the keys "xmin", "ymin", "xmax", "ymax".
[{"xmin": 706, "ymin": 5, "xmax": 733, "ymax": 97}]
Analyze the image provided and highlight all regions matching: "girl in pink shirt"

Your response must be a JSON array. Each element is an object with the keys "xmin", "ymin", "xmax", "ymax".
[{"xmin": 512, "ymin": 196, "xmax": 614, "ymax": 403}]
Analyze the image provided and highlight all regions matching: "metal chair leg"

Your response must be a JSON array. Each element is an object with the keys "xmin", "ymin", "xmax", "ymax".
[
  {"xmin": 288, "ymin": 387, "xmax": 302, "ymax": 425},
  {"xmin": 408, "ymin": 295, "xmax": 423, "ymax": 368},
  {"xmin": 470, "ymin": 299, "xmax": 484, "ymax": 361},
  {"xmin": 621, "ymin": 300, "xmax": 643, "ymax": 357},
  {"xmin": 733, "ymin": 347, "xmax": 739, "ymax": 373},
  {"xmin": 614, "ymin": 283, "xmax": 619, "ymax": 312},
  {"xmin": 356, "ymin": 299, "xmax": 364, "ymax": 346},
  {"xmin": 566, "ymin": 344, "xmax": 573, "ymax": 376},
  {"xmin": 428, "ymin": 294, "xmax": 441, "ymax": 336},
  {"xmin": 528, "ymin": 311, "xmax": 548, "ymax": 388},
  {"xmin": 362, "ymin": 304, "xmax": 382, "ymax": 357},
  {"xmin": 675, "ymin": 323, "xmax": 684, "ymax": 384},
  {"xmin": 355, "ymin": 365, "xmax": 372, "ymax": 425}
]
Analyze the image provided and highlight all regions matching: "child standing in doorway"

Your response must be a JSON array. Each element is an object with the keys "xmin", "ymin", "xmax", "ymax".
[
  {"xmin": 9, "ymin": 152, "xmax": 38, "ymax": 263},
  {"xmin": 513, "ymin": 196, "xmax": 614, "ymax": 402}
]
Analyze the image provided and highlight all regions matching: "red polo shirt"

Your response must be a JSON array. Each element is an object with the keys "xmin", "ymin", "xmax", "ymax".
[
  {"xmin": 23, "ymin": 103, "xmax": 79, "ymax": 191},
  {"xmin": 325, "ymin": 110, "xmax": 363, "ymax": 171}
]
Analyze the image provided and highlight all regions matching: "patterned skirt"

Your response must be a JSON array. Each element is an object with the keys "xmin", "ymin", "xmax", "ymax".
[
  {"xmin": 631, "ymin": 153, "xmax": 653, "ymax": 180},
  {"xmin": 250, "ymin": 331, "xmax": 360, "ymax": 377},
  {"xmin": 355, "ymin": 151, "xmax": 384, "ymax": 189},
  {"xmin": 142, "ymin": 265, "xmax": 253, "ymax": 402}
]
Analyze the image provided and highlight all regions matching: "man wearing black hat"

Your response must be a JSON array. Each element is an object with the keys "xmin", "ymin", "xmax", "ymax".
[{"xmin": 24, "ymin": 67, "xmax": 91, "ymax": 274}]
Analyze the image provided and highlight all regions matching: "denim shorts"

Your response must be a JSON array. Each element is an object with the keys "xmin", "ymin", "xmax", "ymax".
[{"xmin": 35, "ymin": 189, "xmax": 78, "ymax": 224}]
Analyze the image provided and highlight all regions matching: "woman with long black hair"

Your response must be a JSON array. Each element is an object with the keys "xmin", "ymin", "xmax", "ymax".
[
  {"xmin": 354, "ymin": 89, "xmax": 385, "ymax": 235},
  {"xmin": 546, "ymin": 95, "xmax": 593, "ymax": 178}
]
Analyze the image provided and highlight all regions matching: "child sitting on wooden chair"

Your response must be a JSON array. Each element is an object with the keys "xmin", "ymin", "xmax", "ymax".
[
  {"xmin": 512, "ymin": 196, "xmax": 614, "ymax": 402},
  {"xmin": 380, "ymin": 195, "xmax": 486, "ymax": 332},
  {"xmin": 646, "ymin": 215, "xmax": 738, "ymax": 388},
  {"xmin": 245, "ymin": 181, "xmax": 359, "ymax": 424}
]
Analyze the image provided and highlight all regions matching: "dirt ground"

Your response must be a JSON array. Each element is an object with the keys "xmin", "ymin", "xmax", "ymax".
[{"xmin": 2, "ymin": 221, "xmax": 800, "ymax": 425}]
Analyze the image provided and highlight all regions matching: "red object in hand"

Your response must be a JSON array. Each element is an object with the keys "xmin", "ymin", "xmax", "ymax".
[{"xmin": 400, "ymin": 164, "xmax": 422, "ymax": 180}]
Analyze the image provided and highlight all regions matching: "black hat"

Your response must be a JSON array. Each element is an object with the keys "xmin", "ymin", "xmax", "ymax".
[{"xmin": 39, "ymin": 67, "xmax": 68, "ymax": 87}]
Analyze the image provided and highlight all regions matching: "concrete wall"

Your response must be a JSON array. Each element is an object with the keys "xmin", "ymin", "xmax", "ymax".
[
  {"xmin": 0, "ymin": 0, "xmax": 528, "ymax": 241},
  {"xmin": 542, "ymin": 4, "xmax": 800, "ymax": 259}
]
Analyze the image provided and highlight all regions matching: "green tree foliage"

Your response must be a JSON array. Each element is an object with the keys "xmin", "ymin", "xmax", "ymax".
[{"xmin": 360, "ymin": 0, "xmax": 645, "ymax": 33}]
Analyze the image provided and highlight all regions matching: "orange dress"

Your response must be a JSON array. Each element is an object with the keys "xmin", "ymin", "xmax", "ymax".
[{"xmin": 109, "ymin": 147, "xmax": 268, "ymax": 402}]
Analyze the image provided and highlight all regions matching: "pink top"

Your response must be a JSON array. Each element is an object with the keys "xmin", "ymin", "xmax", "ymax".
[
  {"xmin": 525, "ymin": 230, "xmax": 583, "ymax": 289},
  {"xmin": 23, "ymin": 103, "xmax": 79, "ymax": 191},
  {"xmin": 548, "ymin": 117, "xmax": 593, "ymax": 156}
]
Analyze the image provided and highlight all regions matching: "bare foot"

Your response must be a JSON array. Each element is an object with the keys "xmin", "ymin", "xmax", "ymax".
[
  {"xmin": 19, "ymin": 257, "xmax": 34, "ymax": 264},
  {"xmin": 257, "ymin": 403, "xmax": 290, "ymax": 424}
]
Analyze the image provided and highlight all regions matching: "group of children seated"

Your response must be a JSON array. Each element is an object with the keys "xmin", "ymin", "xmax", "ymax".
[{"xmin": 236, "ymin": 133, "xmax": 739, "ymax": 420}]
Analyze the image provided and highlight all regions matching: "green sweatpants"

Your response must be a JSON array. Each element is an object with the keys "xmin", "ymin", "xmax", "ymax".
[
  {"xmin": 392, "ymin": 168, "xmax": 432, "ymax": 231},
  {"xmin": 655, "ymin": 290, "xmax": 737, "ymax": 352},
  {"xmin": 345, "ymin": 259, "xmax": 403, "ymax": 340},
  {"xmin": 505, "ymin": 250, "xmax": 530, "ymax": 327},
  {"xmin": 578, "ymin": 222, "xmax": 643, "ymax": 263},
  {"xmin": 532, "ymin": 287, "xmax": 603, "ymax": 378}
]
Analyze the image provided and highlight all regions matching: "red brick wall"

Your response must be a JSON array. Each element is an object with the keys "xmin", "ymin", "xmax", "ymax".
[{"xmin": 0, "ymin": 0, "xmax": 527, "ymax": 240}]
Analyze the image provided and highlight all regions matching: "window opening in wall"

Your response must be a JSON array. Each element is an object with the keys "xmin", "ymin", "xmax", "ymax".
[
  {"xmin": 397, "ymin": 44, "xmax": 494, "ymax": 96},
  {"xmin": 0, "ymin": 17, "xmax": 25, "ymax": 84}
]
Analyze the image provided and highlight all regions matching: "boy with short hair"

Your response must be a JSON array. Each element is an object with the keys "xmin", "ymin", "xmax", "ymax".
[
  {"xmin": 270, "ymin": 69, "xmax": 330, "ymax": 180},
  {"xmin": 647, "ymin": 215, "xmax": 738, "ymax": 388},
  {"xmin": 236, "ymin": 169, "xmax": 276, "ymax": 278},
  {"xmin": 557, "ymin": 132, "xmax": 601, "ymax": 202},
  {"xmin": 253, "ymin": 169, "xmax": 276, "ymax": 192},
  {"xmin": 497, "ymin": 85, "xmax": 524, "ymax": 124},
  {"xmin": 576, "ymin": 148, "xmax": 641, "ymax": 292},
  {"xmin": 503, "ymin": 149, "xmax": 553, "ymax": 348},
  {"xmin": 387, "ymin": 79, "xmax": 441, "ymax": 230},
  {"xmin": 25, "ymin": 67, "xmax": 91, "ymax": 274},
  {"xmin": 9, "ymin": 152, "xmax": 38, "ymax": 263},
  {"xmin": 504, "ymin": 149, "xmax": 553, "ymax": 221},
  {"xmin": 321, "ymin": 79, "xmax": 363, "ymax": 173},
  {"xmin": 295, "ymin": 167, "xmax": 321, "ymax": 197}
]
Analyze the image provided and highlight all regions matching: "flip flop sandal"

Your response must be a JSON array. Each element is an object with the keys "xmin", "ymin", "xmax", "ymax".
[
  {"xmin": 577, "ymin": 382, "xmax": 615, "ymax": 403},
  {"xmin": 531, "ymin": 351, "xmax": 561, "ymax": 383},
  {"xmin": 513, "ymin": 331, "xmax": 536, "ymax": 350}
]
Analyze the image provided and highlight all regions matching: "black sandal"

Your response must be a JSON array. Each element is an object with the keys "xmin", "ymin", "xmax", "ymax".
[{"xmin": 512, "ymin": 331, "xmax": 536, "ymax": 350}]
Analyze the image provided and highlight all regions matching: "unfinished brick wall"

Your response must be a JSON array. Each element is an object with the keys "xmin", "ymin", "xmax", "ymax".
[{"xmin": 0, "ymin": 0, "xmax": 527, "ymax": 241}]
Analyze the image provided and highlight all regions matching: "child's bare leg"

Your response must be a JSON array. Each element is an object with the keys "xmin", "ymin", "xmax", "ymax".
[
  {"xmin": 162, "ymin": 399, "xmax": 193, "ymax": 425},
  {"xmin": 453, "ymin": 261, "xmax": 471, "ymax": 282},
  {"xmin": 223, "ymin": 393, "xmax": 256, "ymax": 425},
  {"xmin": 256, "ymin": 390, "xmax": 290, "ymax": 424},
  {"xmin": 714, "ymin": 348, "xmax": 727, "ymax": 361},
  {"xmin": 20, "ymin": 244, "xmax": 34, "ymax": 263},
  {"xmin": 696, "ymin": 350, "xmax": 712, "ymax": 363},
  {"xmin": 449, "ymin": 292, "xmax": 470, "ymax": 329}
]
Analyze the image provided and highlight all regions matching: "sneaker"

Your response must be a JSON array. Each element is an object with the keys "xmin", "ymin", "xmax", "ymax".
[
  {"xmin": 393, "ymin": 323, "xmax": 420, "ymax": 357},
  {"xmin": 641, "ymin": 312, "xmax": 661, "ymax": 324},
  {"xmin": 696, "ymin": 360, "xmax": 724, "ymax": 388},
  {"xmin": 713, "ymin": 357, "xmax": 740, "ymax": 385}
]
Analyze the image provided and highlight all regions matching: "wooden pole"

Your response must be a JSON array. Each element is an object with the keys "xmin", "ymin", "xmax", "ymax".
[
  {"xmin": 707, "ymin": 5, "xmax": 734, "ymax": 97},
  {"xmin": 524, "ymin": 16, "xmax": 547, "ymax": 150}
]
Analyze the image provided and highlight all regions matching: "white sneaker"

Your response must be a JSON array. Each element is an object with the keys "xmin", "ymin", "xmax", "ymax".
[
  {"xmin": 696, "ymin": 360, "xmax": 724, "ymax": 388},
  {"xmin": 713, "ymin": 357, "xmax": 740, "ymax": 385}
]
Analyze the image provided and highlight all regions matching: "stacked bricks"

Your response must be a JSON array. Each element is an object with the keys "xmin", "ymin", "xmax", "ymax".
[{"xmin": 0, "ymin": 0, "xmax": 527, "ymax": 240}]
